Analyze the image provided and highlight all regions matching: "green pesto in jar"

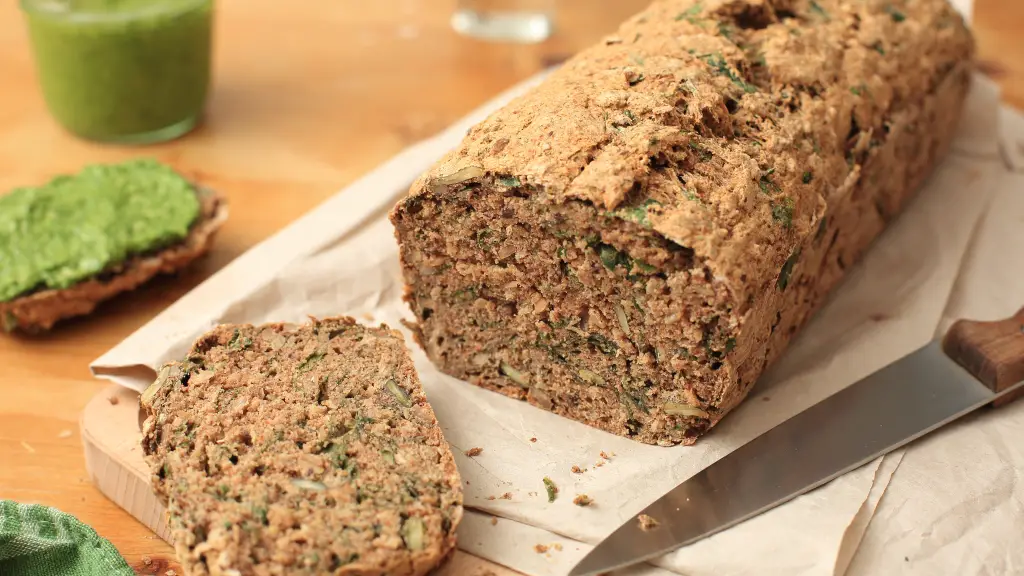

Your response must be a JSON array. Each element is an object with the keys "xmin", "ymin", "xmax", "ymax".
[
  {"xmin": 21, "ymin": 0, "xmax": 212, "ymax": 143},
  {"xmin": 0, "ymin": 159, "xmax": 201, "ymax": 302}
]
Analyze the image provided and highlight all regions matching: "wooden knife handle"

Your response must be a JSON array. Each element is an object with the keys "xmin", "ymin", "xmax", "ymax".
[{"xmin": 941, "ymin": 307, "xmax": 1024, "ymax": 407}]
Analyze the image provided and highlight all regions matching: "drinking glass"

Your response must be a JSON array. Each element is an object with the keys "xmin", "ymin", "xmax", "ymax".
[
  {"xmin": 21, "ymin": 0, "xmax": 213, "ymax": 144},
  {"xmin": 451, "ymin": 0, "xmax": 556, "ymax": 43}
]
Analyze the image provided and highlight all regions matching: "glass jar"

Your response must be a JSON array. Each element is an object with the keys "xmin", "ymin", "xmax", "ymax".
[{"xmin": 20, "ymin": 0, "xmax": 213, "ymax": 144}]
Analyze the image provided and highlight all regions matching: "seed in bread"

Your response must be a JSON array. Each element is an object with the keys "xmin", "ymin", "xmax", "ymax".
[{"xmin": 140, "ymin": 316, "xmax": 463, "ymax": 576}]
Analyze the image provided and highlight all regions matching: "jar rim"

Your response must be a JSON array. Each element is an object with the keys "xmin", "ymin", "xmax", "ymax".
[{"xmin": 20, "ymin": 0, "xmax": 211, "ymax": 23}]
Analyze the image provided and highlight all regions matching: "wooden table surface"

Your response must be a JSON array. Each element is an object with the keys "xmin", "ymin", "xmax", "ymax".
[{"xmin": 0, "ymin": 1, "xmax": 1021, "ymax": 574}]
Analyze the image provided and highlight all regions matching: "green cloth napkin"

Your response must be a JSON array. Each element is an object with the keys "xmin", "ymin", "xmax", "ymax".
[{"xmin": 0, "ymin": 500, "xmax": 134, "ymax": 576}]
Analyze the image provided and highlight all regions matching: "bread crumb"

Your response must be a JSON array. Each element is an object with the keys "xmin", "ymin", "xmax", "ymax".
[
  {"xmin": 108, "ymin": 395, "xmax": 120, "ymax": 405},
  {"xmin": 486, "ymin": 495, "xmax": 496, "ymax": 500},
  {"xmin": 464, "ymin": 447, "xmax": 483, "ymax": 457},
  {"xmin": 573, "ymin": 494, "xmax": 594, "ymax": 507},
  {"xmin": 490, "ymin": 517, "xmax": 498, "ymax": 525},
  {"xmin": 595, "ymin": 461, "xmax": 604, "ymax": 467},
  {"xmin": 571, "ymin": 465, "xmax": 584, "ymax": 473},
  {"xmin": 142, "ymin": 556, "xmax": 153, "ymax": 566},
  {"xmin": 534, "ymin": 544, "xmax": 549, "ymax": 553},
  {"xmin": 600, "ymin": 451, "xmax": 612, "ymax": 460},
  {"xmin": 57, "ymin": 430, "xmax": 73, "ymax": 439},
  {"xmin": 166, "ymin": 571, "xmax": 177, "ymax": 576},
  {"xmin": 500, "ymin": 492, "xmax": 513, "ymax": 500},
  {"xmin": 542, "ymin": 477, "xmax": 558, "ymax": 502},
  {"xmin": 638, "ymin": 514, "xmax": 659, "ymax": 531},
  {"xmin": 529, "ymin": 437, "xmax": 537, "ymax": 442},
  {"xmin": 553, "ymin": 543, "xmax": 563, "ymax": 551}
]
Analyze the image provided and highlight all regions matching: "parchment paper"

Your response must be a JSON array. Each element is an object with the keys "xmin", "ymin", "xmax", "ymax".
[
  {"xmin": 90, "ymin": 2, "xmax": 1024, "ymax": 574},
  {"xmin": 847, "ymin": 158, "xmax": 1024, "ymax": 576}
]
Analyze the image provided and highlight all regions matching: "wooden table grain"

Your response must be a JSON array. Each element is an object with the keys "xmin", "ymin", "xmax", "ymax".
[{"xmin": 0, "ymin": 1, "xmax": 1020, "ymax": 574}]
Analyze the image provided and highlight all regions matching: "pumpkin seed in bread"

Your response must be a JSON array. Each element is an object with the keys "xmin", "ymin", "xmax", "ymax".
[
  {"xmin": 140, "ymin": 316, "xmax": 463, "ymax": 576},
  {"xmin": 0, "ymin": 158, "xmax": 226, "ymax": 333}
]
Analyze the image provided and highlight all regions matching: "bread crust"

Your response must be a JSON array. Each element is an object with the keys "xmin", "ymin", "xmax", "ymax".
[{"xmin": 1, "ymin": 186, "xmax": 227, "ymax": 333}]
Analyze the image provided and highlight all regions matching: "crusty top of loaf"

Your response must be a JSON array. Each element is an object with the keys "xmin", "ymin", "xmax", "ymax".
[{"xmin": 403, "ymin": 0, "xmax": 973, "ymax": 308}]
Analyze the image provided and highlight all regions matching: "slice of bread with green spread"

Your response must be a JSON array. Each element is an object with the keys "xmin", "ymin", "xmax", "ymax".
[
  {"xmin": 0, "ymin": 159, "xmax": 227, "ymax": 333},
  {"xmin": 140, "ymin": 316, "xmax": 463, "ymax": 576}
]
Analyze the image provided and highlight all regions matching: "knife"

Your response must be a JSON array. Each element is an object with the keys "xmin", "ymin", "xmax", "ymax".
[{"xmin": 569, "ymin": 308, "xmax": 1024, "ymax": 576}]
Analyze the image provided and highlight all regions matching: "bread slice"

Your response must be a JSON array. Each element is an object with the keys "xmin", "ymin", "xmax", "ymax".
[
  {"xmin": 0, "ymin": 186, "xmax": 227, "ymax": 334},
  {"xmin": 140, "ymin": 316, "xmax": 463, "ymax": 576}
]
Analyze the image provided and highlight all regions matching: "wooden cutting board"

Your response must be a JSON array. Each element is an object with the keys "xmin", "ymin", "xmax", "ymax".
[{"xmin": 80, "ymin": 384, "xmax": 519, "ymax": 576}]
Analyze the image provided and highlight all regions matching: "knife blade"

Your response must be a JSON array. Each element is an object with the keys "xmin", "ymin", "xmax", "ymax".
[{"xmin": 569, "ymin": 308, "xmax": 1024, "ymax": 576}]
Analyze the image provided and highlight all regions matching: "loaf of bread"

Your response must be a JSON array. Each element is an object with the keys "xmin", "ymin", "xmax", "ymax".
[
  {"xmin": 0, "ymin": 159, "xmax": 227, "ymax": 333},
  {"xmin": 140, "ymin": 317, "xmax": 463, "ymax": 575},
  {"xmin": 390, "ymin": 0, "xmax": 973, "ymax": 446}
]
